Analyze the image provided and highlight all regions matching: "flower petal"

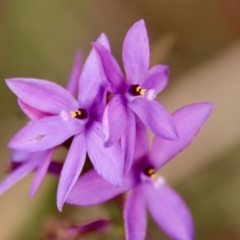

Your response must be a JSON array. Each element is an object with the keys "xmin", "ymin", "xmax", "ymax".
[
  {"xmin": 18, "ymin": 99, "xmax": 48, "ymax": 120},
  {"xmin": 57, "ymin": 133, "xmax": 86, "ymax": 211},
  {"xmin": 122, "ymin": 20, "xmax": 150, "ymax": 85},
  {"xmin": 93, "ymin": 42, "xmax": 125, "ymax": 93},
  {"xmin": 128, "ymin": 98, "xmax": 178, "ymax": 140},
  {"xmin": 142, "ymin": 181, "xmax": 194, "ymax": 240},
  {"xmin": 66, "ymin": 50, "xmax": 82, "ymax": 96},
  {"xmin": 150, "ymin": 102, "xmax": 214, "ymax": 169},
  {"xmin": 124, "ymin": 185, "xmax": 147, "ymax": 240},
  {"xmin": 0, "ymin": 156, "xmax": 41, "ymax": 195},
  {"xmin": 6, "ymin": 78, "xmax": 78, "ymax": 114},
  {"xmin": 133, "ymin": 116, "xmax": 149, "ymax": 160},
  {"xmin": 90, "ymin": 83, "xmax": 107, "ymax": 122},
  {"xmin": 78, "ymin": 34, "xmax": 110, "ymax": 108},
  {"xmin": 121, "ymin": 109, "xmax": 136, "ymax": 175},
  {"xmin": 103, "ymin": 94, "xmax": 128, "ymax": 146},
  {"xmin": 85, "ymin": 121, "xmax": 124, "ymax": 186},
  {"xmin": 142, "ymin": 64, "xmax": 169, "ymax": 94},
  {"xmin": 29, "ymin": 150, "xmax": 53, "ymax": 197},
  {"xmin": 11, "ymin": 150, "xmax": 36, "ymax": 162},
  {"xmin": 8, "ymin": 116, "xmax": 83, "ymax": 151},
  {"xmin": 66, "ymin": 169, "xmax": 136, "ymax": 206}
]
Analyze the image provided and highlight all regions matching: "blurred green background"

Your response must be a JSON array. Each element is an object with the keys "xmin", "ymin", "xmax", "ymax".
[{"xmin": 1, "ymin": 0, "xmax": 240, "ymax": 239}]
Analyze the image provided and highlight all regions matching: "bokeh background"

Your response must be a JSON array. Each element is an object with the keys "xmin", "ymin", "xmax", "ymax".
[{"xmin": 0, "ymin": 1, "xmax": 240, "ymax": 239}]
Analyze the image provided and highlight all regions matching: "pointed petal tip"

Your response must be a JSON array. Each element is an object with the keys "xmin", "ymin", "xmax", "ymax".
[
  {"xmin": 5, "ymin": 78, "xmax": 13, "ymax": 83},
  {"xmin": 56, "ymin": 195, "xmax": 64, "ymax": 212},
  {"xmin": 57, "ymin": 203, "xmax": 63, "ymax": 212},
  {"xmin": 199, "ymin": 101, "xmax": 215, "ymax": 119},
  {"xmin": 190, "ymin": 102, "xmax": 215, "ymax": 118},
  {"xmin": 135, "ymin": 19, "xmax": 145, "ymax": 26},
  {"xmin": 204, "ymin": 101, "xmax": 215, "ymax": 111},
  {"xmin": 164, "ymin": 126, "xmax": 179, "ymax": 141},
  {"xmin": 150, "ymin": 102, "xmax": 215, "ymax": 169},
  {"xmin": 115, "ymin": 178, "xmax": 123, "ymax": 187},
  {"xmin": 56, "ymin": 133, "xmax": 86, "ymax": 213},
  {"xmin": 98, "ymin": 32, "xmax": 108, "ymax": 39},
  {"xmin": 172, "ymin": 128, "xmax": 179, "ymax": 141},
  {"xmin": 5, "ymin": 78, "xmax": 23, "ymax": 87},
  {"xmin": 91, "ymin": 36, "xmax": 108, "ymax": 49},
  {"xmin": 129, "ymin": 19, "xmax": 147, "ymax": 33},
  {"xmin": 5, "ymin": 78, "xmax": 14, "ymax": 88},
  {"xmin": 108, "ymin": 167, "xmax": 123, "ymax": 186}
]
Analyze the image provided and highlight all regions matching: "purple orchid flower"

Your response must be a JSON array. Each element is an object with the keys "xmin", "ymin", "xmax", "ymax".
[
  {"xmin": 0, "ymin": 50, "xmax": 82, "ymax": 197},
  {"xmin": 93, "ymin": 19, "xmax": 178, "ymax": 174},
  {"xmin": 5, "ymin": 34, "xmax": 124, "ymax": 211},
  {"xmin": 66, "ymin": 102, "xmax": 214, "ymax": 240}
]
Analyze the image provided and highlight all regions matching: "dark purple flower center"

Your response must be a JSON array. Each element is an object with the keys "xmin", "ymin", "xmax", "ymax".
[
  {"xmin": 70, "ymin": 109, "xmax": 88, "ymax": 119},
  {"xmin": 128, "ymin": 84, "xmax": 146, "ymax": 96},
  {"xmin": 142, "ymin": 166, "xmax": 157, "ymax": 178}
]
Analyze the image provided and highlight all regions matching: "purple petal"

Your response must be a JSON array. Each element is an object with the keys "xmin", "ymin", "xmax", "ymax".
[
  {"xmin": 93, "ymin": 42, "xmax": 125, "ymax": 93},
  {"xmin": 122, "ymin": 20, "xmax": 150, "ymax": 85},
  {"xmin": 133, "ymin": 116, "xmax": 149, "ymax": 160},
  {"xmin": 66, "ymin": 169, "xmax": 136, "ymax": 206},
  {"xmin": 78, "ymin": 34, "xmax": 110, "ymax": 109},
  {"xmin": 0, "ymin": 156, "xmax": 41, "ymax": 195},
  {"xmin": 142, "ymin": 181, "xmax": 194, "ymax": 240},
  {"xmin": 121, "ymin": 109, "xmax": 136, "ymax": 175},
  {"xmin": 18, "ymin": 99, "xmax": 48, "ymax": 120},
  {"xmin": 6, "ymin": 78, "xmax": 78, "ymax": 114},
  {"xmin": 66, "ymin": 50, "xmax": 82, "ymax": 96},
  {"xmin": 11, "ymin": 150, "xmax": 36, "ymax": 163},
  {"xmin": 29, "ymin": 150, "xmax": 53, "ymax": 197},
  {"xmin": 90, "ymin": 83, "xmax": 107, "ymax": 122},
  {"xmin": 8, "ymin": 116, "xmax": 83, "ymax": 151},
  {"xmin": 57, "ymin": 133, "xmax": 86, "ymax": 211},
  {"xmin": 128, "ymin": 98, "xmax": 178, "ymax": 140},
  {"xmin": 124, "ymin": 185, "xmax": 147, "ymax": 240},
  {"xmin": 85, "ymin": 121, "xmax": 124, "ymax": 186},
  {"xmin": 150, "ymin": 102, "xmax": 214, "ymax": 169},
  {"xmin": 102, "ymin": 94, "xmax": 128, "ymax": 146},
  {"xmin": 142, "ymin": 64, "xmax": 169, "ymax": 94}
]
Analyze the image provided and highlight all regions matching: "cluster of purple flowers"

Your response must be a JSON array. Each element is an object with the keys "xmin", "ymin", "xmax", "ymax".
[{"xmin": 0, "ymin": 20, "xmax": 213, "ymax": 240}]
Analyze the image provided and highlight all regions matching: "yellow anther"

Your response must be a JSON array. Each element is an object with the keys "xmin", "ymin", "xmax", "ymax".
[
  {"xmin": 136, "ymin": 86, "xmax": 141, "ymax": 92},
  {"xmin": 150, "ymin": 173, "xmax": 158, "ymax": 179},
  {"xmin": 139, "ymin": 88, "xmax": 146, "ymax": 95},
  {"xmin": 147, "ymin": 169, "xmax": 157, "ymax": 179},
  {"xmin": 70, "ymin": 111, "xmax": 77, "ymax": 118},
  {"xmin": 70, "ymin": 109, "xmax": 88, "ymax": 120},
  {"xmin": 148, "ymin": 169, "xmax": 155, "ymax": 174},
  {"xmin": 136, "ymin": 85, "xmax": 146, "ymax": 95}
]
